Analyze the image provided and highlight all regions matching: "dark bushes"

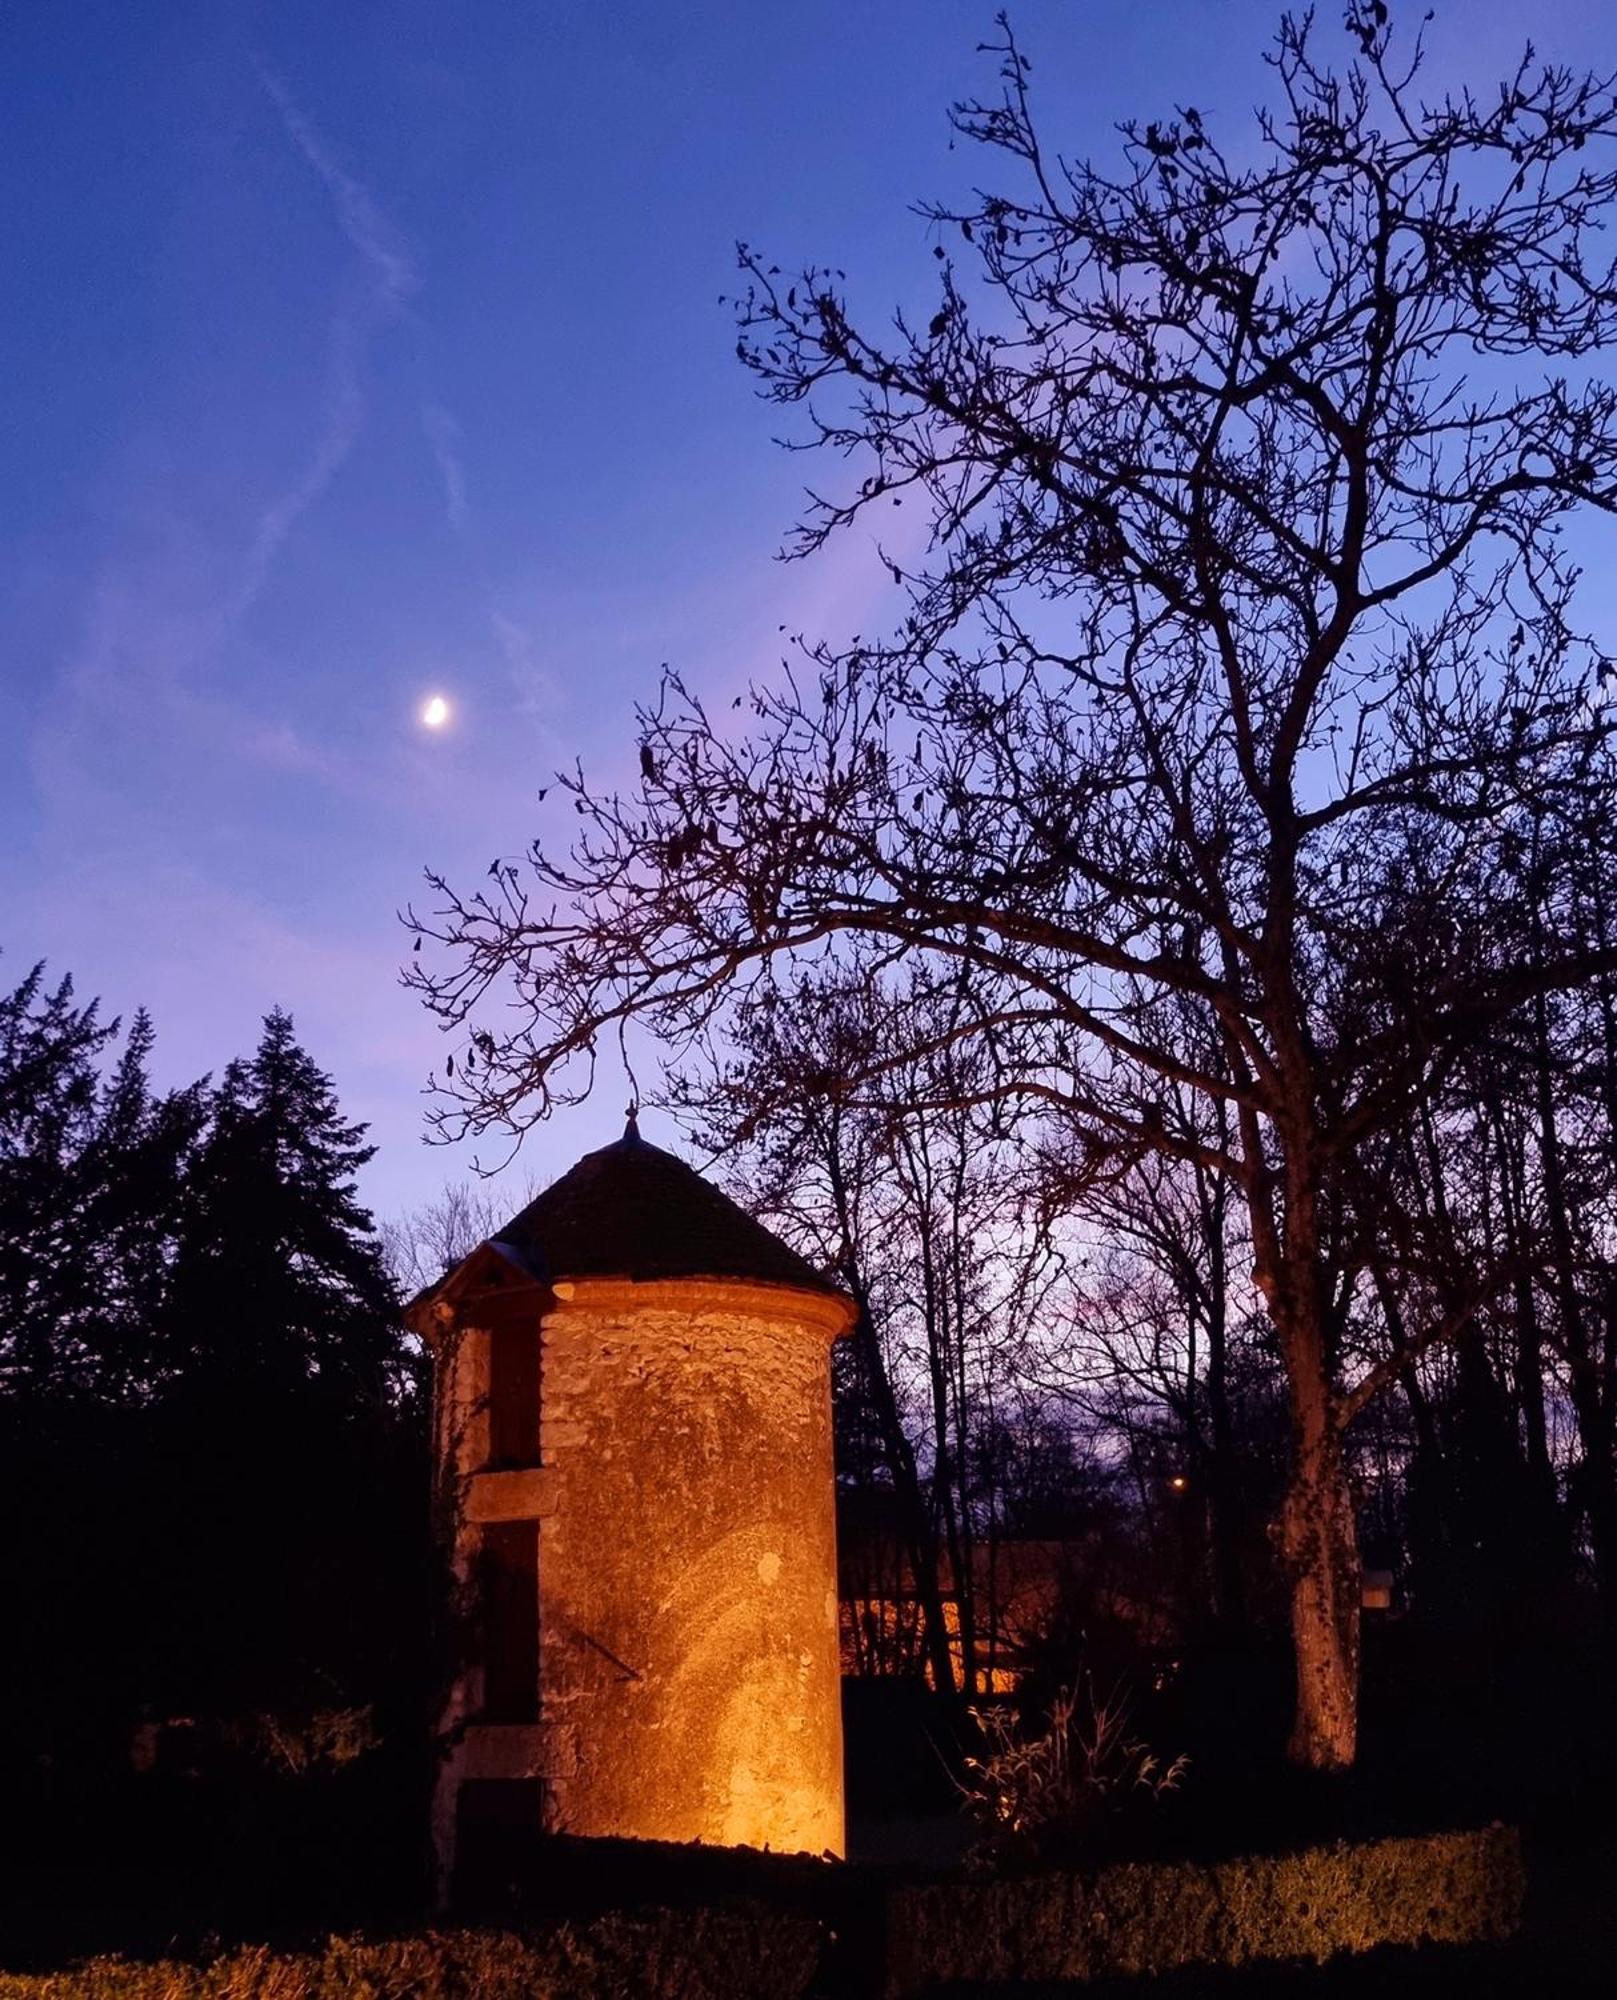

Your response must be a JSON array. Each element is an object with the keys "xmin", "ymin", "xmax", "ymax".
[
  {"xmin": 0, "ymin": 1906, "xmax": 826, "ymax": 2000},
  {"xmin": 1, "ymin": 1826, "xmax": 1524, "ymax": 1997},
  {"xmin": 884, "ymin": 1824, "xmax": 1524, "ymax": 1993}
]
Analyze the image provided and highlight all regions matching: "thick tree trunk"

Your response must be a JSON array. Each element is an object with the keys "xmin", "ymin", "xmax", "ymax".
[
  {"xmin": 1263, "ymin": 1221, "xmax": 1360, "ymax": 1771},
  {"xmin": 1239, "ymin": 1033, "xmax": 1360, "ymax": 1769},
  {"xmin": 1529, "ymin": 978, "xmax": 1617, "ymax": 1615},
  {"xmin": 823, "ymin": 1131, "xmax": 962, "ymax": 1699},
  {"xmin": 1568, "ymin": 1361, "xmax": 1617, "ymax": 1618},
  {"xmin": 1277, "ymin": 1407, "xmax": 1361, "ymax": 1770}
]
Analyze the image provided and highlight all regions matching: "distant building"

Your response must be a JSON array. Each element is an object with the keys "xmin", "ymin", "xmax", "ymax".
[
  {"xmin": 406, "ymin": 1116, "xmax": 854, "ymax": 1901},
  {"xmin": 838, "ymin": 1527, "xmax": 1170, "ymax": 1693}
]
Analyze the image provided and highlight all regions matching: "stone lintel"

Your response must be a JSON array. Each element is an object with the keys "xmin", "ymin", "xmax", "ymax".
[{"xmin": 466, "ymin": 1466, "xmax": 555, "ymax": 1522}]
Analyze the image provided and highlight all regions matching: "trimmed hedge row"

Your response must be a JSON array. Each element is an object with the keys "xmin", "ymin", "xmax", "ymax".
[
  {"xmin": 885, "ymin": 1823, "xmax": 1526, "ymax": 1993},
  {"xmin": 0, "ymin": 1825, "xmax": 1525, "ymax": 1996},
  {"xmin": 0, "ymin": 1905, "xmax": 826, "ymax": 2000}
]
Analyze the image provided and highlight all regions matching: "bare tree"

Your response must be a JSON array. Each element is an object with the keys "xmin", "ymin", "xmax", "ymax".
[
  {"xmin": 1043, "ymin": 1109, "xmax": 1276, "ymax": 1636},
  {"xmin": 1371, "ymin": 804, "xmax": 1617, "ymax": 1622},
  {"xmin": 381, "ymin": 1179, "xmax": 527, "ymax": 1303},
  {"xmin": 684, "ymin": 973, "xmax": 1066, "ymax": 1697},
  {"xmin": 408, "ymin": 10, "xmax": 1617, "ymax": 1768}
]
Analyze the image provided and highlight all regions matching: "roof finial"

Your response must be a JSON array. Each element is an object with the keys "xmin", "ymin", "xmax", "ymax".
[{"xmin": 623, "ymin": 1099, "xmax": 641, "ymax": 1144}]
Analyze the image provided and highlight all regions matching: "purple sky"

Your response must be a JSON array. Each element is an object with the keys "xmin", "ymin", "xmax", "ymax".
[{"xmin": 5, "ymin": 0, "xmax": 1615, "ymax": 1223}]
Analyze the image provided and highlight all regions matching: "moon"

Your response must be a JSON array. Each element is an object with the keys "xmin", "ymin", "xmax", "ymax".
[{"xmin": 421, "ymin": 694, "xmax": 451, "ymax": 730}]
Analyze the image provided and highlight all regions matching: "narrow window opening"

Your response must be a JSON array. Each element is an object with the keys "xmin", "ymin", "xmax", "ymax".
[
  {"xmin": 487, "ymin": 1319, "xmax": 541, "ymax": 1469},
  {"xmin": 480, "ymin": 1518, "xmax": 539, "ymax": 1723}
]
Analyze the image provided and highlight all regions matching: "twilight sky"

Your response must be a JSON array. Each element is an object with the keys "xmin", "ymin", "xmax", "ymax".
[{"xmin": 4, "ymin": 0, "xmax": 1615, "ymax": 1221}]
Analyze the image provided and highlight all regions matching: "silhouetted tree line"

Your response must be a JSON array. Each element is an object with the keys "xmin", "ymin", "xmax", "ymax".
[
  {"xmin": 7, "ymin": 0, "xmax": 1611, "ymax": 1856},
  {"xmin": 683, "ymin": 894, "xmax": 1617, "ymax": 1731},
  {"xmin": 0, "ymin": 961, "xmax": 429, "ymax": 1926},
  {"xmin": 407, "ymin": 5, "xmax": 1617, "ymax": 1774}
]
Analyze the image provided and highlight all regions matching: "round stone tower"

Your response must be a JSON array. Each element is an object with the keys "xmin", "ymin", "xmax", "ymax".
[{"xmin": 408, "ymin": 1115, "xmax": 854, "ymax": 1899}]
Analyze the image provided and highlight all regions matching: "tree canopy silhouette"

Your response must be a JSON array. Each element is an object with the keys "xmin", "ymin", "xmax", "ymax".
[
  {"xmin": 0, "ymin": 977, "xmax": 426, "ymax": 1843},
  {"xmin": 407, "ymin": 8, "xmax": 1617, "ymax": 1768}
]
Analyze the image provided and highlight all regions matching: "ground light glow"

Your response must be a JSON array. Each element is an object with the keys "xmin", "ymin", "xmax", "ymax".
[{"xmin": 421, "ymin": 694, "xmax": 451, "ymax": 730}]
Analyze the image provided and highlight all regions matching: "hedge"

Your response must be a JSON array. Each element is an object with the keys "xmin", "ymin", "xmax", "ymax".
[
  {"xmin": 0, "ymin": 1826, "xmax": 1525, "ymax": 1996},
  {"xmin": 884, "ymin": 1823, "xmax": 1525, "ymax": 1993},
  {"xmin": 0, "ymin": 1905, "xmax": 827, "ymax": 2000}
]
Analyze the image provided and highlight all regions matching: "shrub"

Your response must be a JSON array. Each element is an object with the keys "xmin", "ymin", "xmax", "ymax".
[
  {"xmin": 884, "ymin": 1822, "xmax": 1525, "ymax": 1993},
  {"xmin": 0, "ymin": 1905, "xmax": 826, "ymax": 2000},
  {"xmin": 958, "ymin": 1677, "xmax": 1187, "ymax": 1867}
]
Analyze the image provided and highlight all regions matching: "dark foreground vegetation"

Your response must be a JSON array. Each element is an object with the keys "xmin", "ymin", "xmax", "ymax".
[
  {"xmin": 0, "ymin": 965, "xmax": 433, "ymax": 1964},
  {"xmin": 11, "ymin": 1, "xmax": 1617, "ymax": 1989},
  {"xmin": 6, "ymin": 935, "xmax": 1617, "ymax": 1986},
  {"xmin": 4, "ymin": 1822, "xmax": 1616, "ymax": 1998}
]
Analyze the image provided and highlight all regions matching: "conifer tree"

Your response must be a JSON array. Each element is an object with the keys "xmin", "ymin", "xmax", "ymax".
[
  {"xmin": 1, "ymin": 979, "xmax": 429, "ymax": 1832},
  {"xmin": 77, "ymin": 1011, "xmax": 207, "ymax": 1401},
  {"xmin": 0, "ymin": 967, "xmax": 209, "ymax": 1402},
  {"xmin": 0, "ymin": 962, "xmax": 118, "ymax": 1396},
  {"xmin": 150, "ymin": 1011, "xmax": 421, "ymax": 1717},
  {"xmin": 164, "ymin": 1009, "xmax": 401, "ymax": 1407}
]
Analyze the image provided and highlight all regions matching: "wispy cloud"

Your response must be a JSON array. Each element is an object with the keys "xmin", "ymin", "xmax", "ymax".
[
  {"xmin": 422, "ymin": 403, "xmax": 470, "ymax": 535},
  {"xmin": 418, "ymin": 402, "xmax": 561, "ymax": 721},
  {"xmin": 490, "ymin": 609, "xmax": 560, "ymax": 716},
  {"xmin": 235, "ymin": 64, "xmax": 420, "ymax": 616},
  {"xmin": 233, "ymin": 315, "xmax": 367, "ymax": 617},
  {"xmin": 32, "ymin": 71, "xmax": 423, "ymax": 841},
  {"xmin": 254, "ymin": 64, "xmax": 417, "ymax": 304}
]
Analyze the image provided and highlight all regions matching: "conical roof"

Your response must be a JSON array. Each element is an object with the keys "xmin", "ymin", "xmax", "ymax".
[{"xmin": 489, "ymin": 1114, "xmax": 845, "ymax": 1300}]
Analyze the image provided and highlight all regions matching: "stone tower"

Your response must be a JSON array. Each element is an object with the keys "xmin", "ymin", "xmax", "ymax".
[{"xmin": 407, "ymin": 1116, "xmax": 855, "ymax": 1898}]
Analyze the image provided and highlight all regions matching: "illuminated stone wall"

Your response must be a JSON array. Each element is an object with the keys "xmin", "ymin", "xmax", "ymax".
[
  {"xmin": 424, "ymin": 1263, "xmax": 850, "ymax": 1890},
  {"xmin": 535, "ymin": 1277, "xmax": 848, "ymax": 1857}
]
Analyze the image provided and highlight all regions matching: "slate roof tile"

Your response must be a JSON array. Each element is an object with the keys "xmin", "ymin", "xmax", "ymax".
[{"xmin": 490, "ymin": 1115, "xmax": 844, "ymax": 1300}]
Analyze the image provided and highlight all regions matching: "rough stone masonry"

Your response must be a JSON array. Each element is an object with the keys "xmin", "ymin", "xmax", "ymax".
[{"xmin": 407, "ymin": 1115, "xmax": 854, "ymax": 1900}]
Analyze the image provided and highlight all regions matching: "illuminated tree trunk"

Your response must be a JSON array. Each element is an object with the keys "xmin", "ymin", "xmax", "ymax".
[
  {"xmin": 1256, "ymin": 1157, "xmax": 1361, "ymax": 1773},
  {"xmin": 1277, "ymin": 1399, "xmax": 1360, "ymax": 1771}
]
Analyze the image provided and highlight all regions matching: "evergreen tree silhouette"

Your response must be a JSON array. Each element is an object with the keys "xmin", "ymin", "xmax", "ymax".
[
  {"xmin": 79, "ymin": 1011, "xmax": 207, "ymax": 1402},
  {"xmin": 163, "ymin": 1009, "xmax": 400, "ymax": 1407},
  {"xmin": 2, "ymin": 977, "xmax": 431, "ymax": 1933},
  {"xmin": 0, "ymin": 966, "xmax": 204, "ymax": 1400},
  {"xmin": 147, "ymin": 1010, "xmax": 421, "ymax": 1718},
  {"xmin": 0, "ymin": 961, "xmax": 118, "ymax": 1395}
]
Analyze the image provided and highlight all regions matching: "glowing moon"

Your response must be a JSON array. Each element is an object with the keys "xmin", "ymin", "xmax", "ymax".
[{"xmin": 421, "ymin": 694, "xmax": 451, "ymax": 730}]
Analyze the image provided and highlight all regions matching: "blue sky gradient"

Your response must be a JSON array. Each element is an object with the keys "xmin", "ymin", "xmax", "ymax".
[{"xmin": 4, "ymin": 0, "xmax": 1615, "ymax": 1218}]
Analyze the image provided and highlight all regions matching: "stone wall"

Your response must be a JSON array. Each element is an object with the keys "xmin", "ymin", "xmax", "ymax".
[
  {"xmin": 533, "ymin": 1278, "xmax": 847, "ymax": 1859},
  {"xmin": 424, "ymin": 1264, "xmax": 850, "ymax": 1884}
]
